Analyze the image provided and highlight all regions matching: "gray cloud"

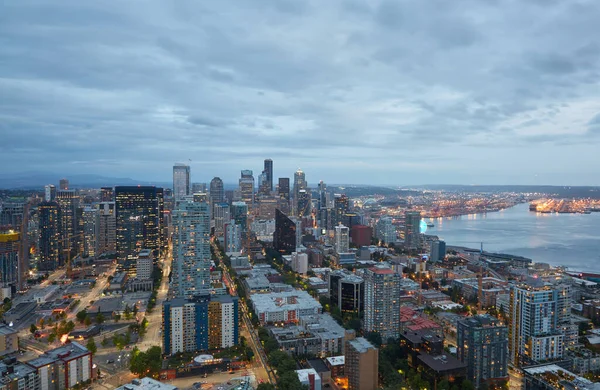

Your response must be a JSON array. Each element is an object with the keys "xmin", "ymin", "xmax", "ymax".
[{"xmin": 1, "ymin": 0, "xmax": 600, "ymax": 185}]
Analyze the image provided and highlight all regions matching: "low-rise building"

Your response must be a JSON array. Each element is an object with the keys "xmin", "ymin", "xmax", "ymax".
[
  {"xmin": 27, "ymin": 342, "xmax": 93, "ymax": 390},
  {"xmin": 417, "ymin": 354, "xmax": 467, "ymax": 390},
  {"xmin": 0, "ymin": 325, "xmax": 18, "ymax": 356},
  {"xmin": 250, "ymin": 290, "xmax": 322, "ymax": 324},
  {"xmin": 0, "ymin": 357, "xmax": 38, "ymax": 390},
  {"xmin": 296, "ymin": 368, "xmax": 322, "ymax": 390},
  {"xmin": 116, "ymin": 377, "xmax": 177, "ymax": 390},
  {"xmin": 451, "ymin": 277, "xmax": 509, "ymax": 308},
  {"xmin": 523, "ymin": 364, "xmax": 599, "ymax": 390}
]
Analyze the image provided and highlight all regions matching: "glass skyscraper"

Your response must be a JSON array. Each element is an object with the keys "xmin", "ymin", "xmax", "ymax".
[{"xmin": 173, "ymin": 163, "xmax": 191, "ymax": 200}]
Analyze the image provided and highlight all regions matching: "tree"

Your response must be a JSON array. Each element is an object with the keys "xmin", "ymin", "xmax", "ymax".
[
  {"xmin": 101, "ymin": 337, "xmax": 108, "ymax": 347},
  {"xmin": 86, "ymin": 337, "xmax": 97, "ymax": 355},
  {"xmin": 84, "ymin": 316, "xmax": 92, "ymax": 326},
  {"xmin": 48, "ymin": 333, "xmax": 56, "ymax": 343},
  {"xmin": 96, "ymin": 313, "xmax": 105, "ymax": 324},
  {"xmin": 76, "ymin": 310, "xmax": 88, "ymax": 324},
  {"xmin": 277, "ymin": 370, "xmax": 306, "ymax": 390},
  {"xmin": 30, "ymin": 324, "xmax": 38, "ymax": 334},
  {"xmin": 366, "ymin": 331, "xmax": 383, "ymax": 347},
  {"xmin": 39, "ymin": 318, "xmax": 45, "ymax": 329},
  {"xmin": 462, "ymin": 379, "xmax": 475, "ymax": 390},
  {"xmin": 438, "ymin": 379, "xmax": 451, "ymax": 390},
  {"xmin": 256, "ymin": 384, "xmax": 275, "ymax": 390},
  {"xmin": 124, "ymin": 305, "xmax": 131, "ymax": 320},
  {"xmin": 114, "ymin": 314, "xmax": 121, "ymax": 322}
]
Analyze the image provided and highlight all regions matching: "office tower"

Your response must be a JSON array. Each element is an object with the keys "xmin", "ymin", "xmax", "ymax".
[
  {"xmin": 95, "ymin": 202, "xmax": 116, "ymax": 255},
  {"xmin": 55, "ymin": 190, "xmax": 80, "ymax": 259},
  {"xmin": 157, "ymin": 187, "xmax": 166, "ymax": 252},
  {"xmin": 334, "ymin": 225, "xmax": 350, "ymax": 254},
  {"xmin": 230, "ymin": 202, "xmax": 248, "ymax": 245},
  {"xmin": 192, "ymin": 183, "xmax": 207, "ymax": 193},
  {"xmin": 213, "ymin": 203, "xmax": 230, "ymax": 237},
  {"xmin": 431, "ymin": 240, "xmax": 446, "ymax": 262},
  {"xmin": 404, "ymin": 211, "xmax": 422, "ymax": 251},
  {"xmin": 278, "ymin": 178, "xmax": 290, "ymax": 200},
  {"xmin": 82, "ymin": 206, "xmax": 97, "ymax": 257},
  {"xmin": 171, "ymin": 200, "xmax": 211, "ymax": 298},
  {"xmin": 209, "ymin": 177, "xmax": 225, "ymax": 219},
  {"xmin": 345, "ymin": 336, "xmax": 379, "ymax": 390},
  {"xmin": 224, "ymin": 220, "xmax": 242, "ymax": 253},
  {"xmin": 44, "ymin": 185, "xmax": 57, "ymax": 202},
  {"xmin": 457, "ymin": 315, "xmax": 508, "ymax": 388},
  {"xmin": 258, "ymin": 196, "xmax": 278, "ymax": 219},
  {"xmin": 317, "ymin": 181, "xmax": 327, "ymax": 210},
  {"xmin": 173, "ymin": 163, "xmax": 191, "ymax": 200},
  {"xmin": 59, "ymin": 178, "xmax": 69, "ymax": 190},
  {"xmin": 333, "ymin": 194, "xmax": 349, "ymax": 226},
  {"xmin": 0, "ymin": 230, "xmax": 19, "ymax": 291},
  {"xmin": 239, "ymin": 170, "xmax": 255, "ymax": 212},
  {"xmin": 273, "ymin": 209, "xmax": 297, "ymax": 255},
  {"xmin": 296, "ymin": 189, "xmax": 311, "ymax": 217},
  {"xmin": 193, "ymin": 193, "xmax": 208, "ymax": 203},
  {"xmin": 293, "ymin": 169, "xmax": 307, "ymax": 204},
  {"xmin": 264, "ymin": 158, "xmax": 273, "ymax": 193},
  {"xmin": 99, "ymin": 187, "xmax": 113, "ymax": 202},
  {"xmin": 208, "ymin": 295, "xmax": 239, "ymax": 349},
  {"xmin": 508, "ymin": 285, "xmax": 570, "ymax": 366},
  {"xmin": 136, "ymin": 249, "xmax": 153, "ymax": 279},
  {"xmin": 38, "ymin": 201, "xmax": 61, "ymax": 271},
  {"xmin": 114, "ymin": 186, "xmax": 160, "ymax": 262},
  {"xmin": 258, "ymin": 172, "xmax": 268, "ymax": 196},
  {"xmin": 364, "ymin": 267, "xmax": 401, "ymax": 341},
  {"xmin": 350, "ymin": 225, "xmax": 372, "ymax": 247},
  {"xmin": 163, "ymin": 295, "xmax": 210, "ymax": 355},
  {"xmin": 375, "ymin": 216, "xmax": 396, "ymax": 244},
  {"xmin": 329, "ymin": 270, "xmax": 364, "ymax": 315},
  {"xmin": 0, "ymin": 198, "xmax": 26, "ymax": 229}
]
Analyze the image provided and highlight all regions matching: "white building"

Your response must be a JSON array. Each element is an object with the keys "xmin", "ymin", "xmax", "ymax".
[
  {"xmin": 292, "ymin": 252, "xmax": 309, "ymax": 275},
  {"xmin": 224, "ymin": 220, "xmax": 242, "ymax": 253},
  {"xmin": 296, "ymin": 368, "xmax": 322, "ymax": 390},
  {"xmin": 375, "ymin": 216, "xmax": 396, "ymax": 244},
  {"xmin": 136, "ymin": 249, "xmax": 153, "ymax": 279},
  {"xmin": 334, "ymin": 225, "xmax": 349, "ymax": 254},
  {"xmin": 213, "ymin": 203, "xmax": 230, "ymax": 237},
  {"xmin": 250, "ymin": 290, "xmax": 322, "ymax": 324},
  {"xmin": 171, "ymin": 200, "xmax": 211, "ymax": 298},
  {"xmin": 116, "ymin": 377, "xmax": 177, "ymax": 390}
]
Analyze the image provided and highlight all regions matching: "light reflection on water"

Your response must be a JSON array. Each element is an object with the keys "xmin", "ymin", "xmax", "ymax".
[{"xmin": 427, "ymin": 203, "xmax": 600, "ymax": 272}]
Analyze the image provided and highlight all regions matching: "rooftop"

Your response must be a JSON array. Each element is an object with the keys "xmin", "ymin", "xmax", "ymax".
[
  {"xmin": 116, "ymin": 377, "xmax": 178, "ymax": 390},
  {"xmin": 417, "ymin": 354, "xmax": 467, "ymax": 372},
  {"xmin": 296, "ymin": 368, "xmax": 320, "ymax": 383},
  {"xmin": 251, "ymin": 290, "xmax": 322, "ymax": 313},
  {"xmin": 326, "ymin": 356, "xmax": 345, "ymax": 366},
  {"xmin": 348, "ymin": 337, "xmax": 377, "ymax": 353}
]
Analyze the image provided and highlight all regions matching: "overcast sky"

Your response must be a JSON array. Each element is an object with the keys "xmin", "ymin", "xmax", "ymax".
[{"xmin": 2, "ymin": 0, "xmax": 600, "ymax": 186}]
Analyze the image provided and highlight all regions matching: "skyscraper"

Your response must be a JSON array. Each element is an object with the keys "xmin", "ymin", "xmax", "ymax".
[
  {"xmin": 457, "ymin": 315, "xmax": 508, "ymax": 388},
  {"xmin": 100, "ymin": 187, "xmax": 113, "ymax": 202},
  {"xmin": 263, "ymin": 159, "xmax": 273, "ymax": 193},
  {"xmin": 56, "ymin": 190, "xmax": 80, "ymax": 260},
  {"xmin": 293, "ymin": 169, "xmax": 307, "ymax": 214},
  {"xmin": 115, "ymin": 186, "xmax": 161, "ymax": 262},
  {"xmin": 404, "ymin": 211, "xmax": 422, "ymax": 251},
  {"xmin": 334, "ymin": 225, "xmax": 350, "ymax": 254},
  {"xmin": 209, "ymin": 177, "xmax": 225, "ymax": 219},
  {"xmin": 213, "ymin": 203, "xmax": 230, "ymax": 237},
  {"xmin": 44, "ymin": 185, "xmax": 57, "ymax": 202},
  {"xmin": 375, "ymin": 216, "xmax": 396, "ymax": 244},
  {"xmin": 171, "ymin": 200, "xmax": 211, "ymax": 298},
  {"xmin": 224, "ymin": 220, "xmax": 242, "ymax": 253},
  {"xmin": 192, "ymin": 183, "xmax": 207, "ymax": 193},
  {"xmin": 508, "ymin": 284, "xmax": 570, "ymax": 366},
  {"xmin": 333, "ymin": 194, "xmax": 349, "ymax": 227},
  {"xmin": 208, "ymin": 295, "xmax": 239, "ymax": 349},
  {"xmin": 38, "ymin": 201, "xmax": 61, "ymax": 271},
  {"xmin": 82, "ymin": 206, "xmax": 97, "ymax": 258},
  {"xmin": 0, "ymin": 230, "xmax": 20, "ymax": 292},
  {"xmin": 230, "ymin": 202, "xmax": 248, "ymax": 246},
  {"xmin": 239, "ymin": 170, "xmax": 255, "ymax": 212},
  {"xmin": 59, "ymin": 178, "xmax": 69, "ymax": 190},
  {"xmin": 296, "ymin": 189, "xmax": 311, "ymax": 217},
  {"xmin": 329, "ymin": 270, "xmax": 364, "ymax": 315},
  {"xmin": 273, "ymin": 209, "xmax": 297, "ymax": 255},
  {"xmin": 364, "ymin": 267, "xmax": 401, "ymax": 341},
  {"xmin": 430, "ymin": 240, "xmax": 446, "ymax": 262},
  {"xmin": 163, "ymin": 295, "xmax": 210, "ymax": 355},
  {"xmin": 173, "ymin": 163, "xmax": 191, "ymax": 200},
  {"xmin": 96, "ymin": 202, "xmax": 116, "ymax": 255},
  {"xmin": 278, "ymin": 178, "xmax": 290, "ymax": 200}
]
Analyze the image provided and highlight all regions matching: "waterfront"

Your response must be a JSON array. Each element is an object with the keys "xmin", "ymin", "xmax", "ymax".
[{"xmin": 427, "ymin": 203, "xmax": 600, "ymax": 272}]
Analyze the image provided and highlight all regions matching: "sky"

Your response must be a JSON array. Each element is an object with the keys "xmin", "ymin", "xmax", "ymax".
[{"xmin": 2, "ymin": 0, "xmax": 600, "ymax": 186}]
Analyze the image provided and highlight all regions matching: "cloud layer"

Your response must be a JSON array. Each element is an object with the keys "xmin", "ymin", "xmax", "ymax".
[{"xmin": 2, "ymin": 0, "xmax": 600, "ymax": 185}]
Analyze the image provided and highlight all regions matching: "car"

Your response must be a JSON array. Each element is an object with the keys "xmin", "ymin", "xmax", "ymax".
[{"xmin": 106, "ymin": 359, "xmax": 115, "ymax": 364}]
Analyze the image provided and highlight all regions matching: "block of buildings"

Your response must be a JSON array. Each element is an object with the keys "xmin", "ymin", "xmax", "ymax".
[{"xmin": 250, "ymin": 290, "xmax": 322, "ymax": 324}]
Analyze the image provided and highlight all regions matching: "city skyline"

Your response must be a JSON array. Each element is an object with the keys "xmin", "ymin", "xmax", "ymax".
[{"xmin": 3, "ymin": 2, "xmax": 600, "ymax": 186}]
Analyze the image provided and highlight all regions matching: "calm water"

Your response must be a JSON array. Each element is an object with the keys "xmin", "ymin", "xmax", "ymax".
[{"xmin": 426, "ymin": 203, "xmax": 600, "ymax": 272}]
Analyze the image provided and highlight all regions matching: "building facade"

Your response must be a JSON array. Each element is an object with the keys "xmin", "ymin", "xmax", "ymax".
[
  {"xmin": 404, "ymin": 211, "xmax": 422, "ymax": 251},
  {"xmin": 364, "ymin": 267, "xmax": 401, "ymax": 341},
  {"xmin": 173, "ymin": 163, "xmax": 191, "ymax": 200},
  {"xmin": 345, "ymin": 336, "xmax": 378, "ymax": 390},
  {"xmin": 274, "ymin": 209, "xmax": 297, "ymax": 255},
  {"xmin": 38, "ymin": 201, "xmax": 61, "ymax": 271}
]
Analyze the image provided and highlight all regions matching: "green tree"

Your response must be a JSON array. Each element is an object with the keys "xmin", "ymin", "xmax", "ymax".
[
  {"xmin": 124, "ymin": 305, "xmax": 131, "ymax": 320},
  {"xmin": 86, "ymin": 337, "xmax": 97, "ymax": 355},
  {"xmin": 30, "ymin": 324, "xmax": 38, "ymax": 334},
  {"xmin": 462, "ymin": 379, "xmax": 475, "ymax": 390},
  {"xmin": 366, "ymin": 331, "xmax": 383, "ymax": 347},
  {"xmin": 96, "ymin": 313, "xmax": 105, "ymax": 324},
  {"xmin": 438, "ymin": 379, "xmax": 451, "ymax": 390},
  {"xmin": 48, "ymin": 333, "xmax": 56, "ymax": 343},
  {"xmin": 277, "ymin": 370, "xmax": 306, "ymax": 390},
  {"xmin": 101, "ymin": 337, "xmax": 108, "ymax": 347},
  {"xmin": 114, "ymin": 314, "xmax": 121, "ymax": 322},
  {"xmin": 76, "ymin": 310, "xmax": 88, "ymax": 324},
  {"xmin": 256, "ymin": 384, "xmax": 275, "ymax": 390},
  {"xmin": 84, "ymin": 316, "xmax": 92, "ymax": 326}
]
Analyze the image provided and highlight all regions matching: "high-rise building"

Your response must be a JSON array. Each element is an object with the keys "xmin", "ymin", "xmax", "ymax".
[
  {"xmin": 44, "ymin": 185, "xmax": 57, "ymax": 202},
  {"xmin": 334, "ymin": 225, "xmax": 350, "ymax": 254},
  {"xmin": 278, "ymin": 178, "xmax": 290, "ymax": 201},
  {"xmin": 224, "ymin": 220, "xmax": 242, "ymax": 253},
  {"xmin": 404, "ymin": 211, "xmax": 422, "ymax": 251},
  {"xmin": 208, "ymin": 295, "xmax": 239, "ymax": 349},
  {"xmin": 430, "ymin": 240, "xmax": 446, "ymax": 262},
  {"xmin": 96, "ymin": 202, "xmax": 116, "ymax": 255},
  {"xmin": 350, "ymin": 225, "xmax": 372, "ymax": 247},
  {"xmin": 293, "ymin": 169, "xmax": 307, "ymax": 205},
  {"xmin": 0, "ymin": 231, "xmax": 19, "ymax": 292},
  {"xmin": 258, "ymin": 196, "xmax": 278, "ymax": 219},
  {"xmin": 273, "ymin": 209, "xmax": 297, "ymax": 255},
  {"xmin": 163, "ymin": 295, "xmax": 210, "ymax": 355},
  {"xmin": 296, "ymin": 189, "xmax": 311, "ymax": 217},
  {"xmin": 329, "ymin": 270, "xmax": 364, "ymax": 315},
  {"xmin": 508, "ymin": 284, "xmax": 570, "ymax": 366},
  {"xmin": 115, "ymin": 186, "xmax": 161, "ymax": 262},
  {"xmin": 209, "ymin": 177, "xmax": 225, "ymax": 219},
  {"xmin": 136, "ymin": 248, "xmax": 154, "ymax": 280},
  {"xmin": 239, "ymin": 170, "xmax": 255, "ymax": 212},
  {"xmin": 171, "ymin": 201, "xmax": 211, "ymax": 298},
  {"xmin": 100, "ymin": 187, "xmax": 113, "ymax": 202},
  {"xmin": 364, "ymin": 267, "xmax": 401, "ymax": 341},
  {"xmin": 345, "ymin": 336, "xmax": 378, "ymax": 390},
  {"xmin": 213, "ymin": 203, "xmax": 230, "ymax": 237},
  {"xmin": 56, "ymin": 190, "xmax": 80, "ymax": 259},
  {"xmin": 375, "ymin": 216, "xmax": 396, "ymax": 244},
  {"xmin": 38, "ymin": 201, "xmax": 61, "ymax": 271},
  {"xmin": 264, "ymin": 158, "xmax": 273, "ymax": 193},
  {"xmin": 82, "ymin": 206, "xmax": 97, "ymax": 258},
  {"xmin": 230, "ymin": 202, "xmax": 248, "ymax": 245},
  {"xmin": 333, "ymin": 194, "xmax": 349, "ymax": 227},
  {"xmin": 173, "ymin": 163, "xmax": 191, "ymax": 200},
  {"xmin": 457, "ymin": 315, "xmax": 508, "ymax": 388},
  {"xmin": 59, "ymin": 178, "xmax": 69, "ymax": 190}
]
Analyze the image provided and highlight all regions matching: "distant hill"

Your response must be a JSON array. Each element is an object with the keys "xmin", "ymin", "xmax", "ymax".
[{"xmin": 0, "ymin": 173, "xmax": 170, "ymax": 189}]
